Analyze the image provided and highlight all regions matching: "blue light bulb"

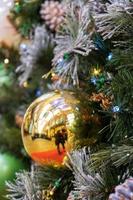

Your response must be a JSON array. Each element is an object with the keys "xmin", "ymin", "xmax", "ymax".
[
  {"xmin": 20, "ymin": 43, "xmax": 27, "ymax": 51},
  {"xmin": 57, "ymin": 58, "xmax": 64, "ymax": 64},
  {"xmin": 107, "ymin": 52, "xmax": 113, "ymax": 61},
  {"xmin": 112, "ymin": 106, "xmax": 120, "ymax": 113},
  {"xmin": 57, "ymin": 57, "xmax": 65, "ymax": 67},
  {"xmin": 91, "ymin": 77, "xmax": 97, "ymax": 85},
  {"xmin": 35, "ymin": 89, "xmax": 42, "ymax": 97}
]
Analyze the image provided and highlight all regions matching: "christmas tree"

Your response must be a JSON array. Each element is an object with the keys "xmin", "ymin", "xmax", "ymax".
[{"xmin": 0, "ymin": 0, "xmax": 133, "ymax": 200}]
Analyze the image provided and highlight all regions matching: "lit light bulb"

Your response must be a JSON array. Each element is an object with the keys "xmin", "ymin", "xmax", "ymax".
[
  {"xmin": 52, "ymin": 72, "xmax": 56, "ymax": 77},
  {"xmin": 112, "ymin": 106, "xmax": 120, "ymax": 113},
  {"xmin": 93, "ymin": 68, "xmax": 101, "ymax": 76},
  {"xmin": 23, "ymin": 81, "xmax": 29, "ymax": 88},
  {"xmin": 49, "ymin": 190, "xmax": 54, "ymax": 196},
  {"xmin": 91, "ymin": 77, "xmax": 97, "ymax": 85},
  {"xmin": 107, "ymin": 52, "xmax": 113, "ymax": 61},
  {"xmin": 15, "ymin": 2, "xmax": 19, "ymax": 5},
  {"xmin": 20, "ymin": 43, "xmax": 27, "ymax": 51},
  {"xmin": 35, "ymin": 89, "xmax": 42, "ymax": 97},
  {"xmin": 4, "ymin": 58, "xmax": 9, "ymax": 64}
]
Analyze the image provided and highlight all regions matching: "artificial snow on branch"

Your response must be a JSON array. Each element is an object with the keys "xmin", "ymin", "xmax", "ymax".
[
  {"xmin": 6, "ymin": 168, "xmax": 41, "ymax": 200},
  {"xmin": 16, "ymin": 25, "xmax": 53, "ymax": 86},
  {"xmin": 6, "ymin": 164, "xmax": 72, "ymax": 200},
  {"xmin": 87, "ymin": 0, "xmax": 106, "ymax": 14},
  {"xmin": 67, "ymin": 148, "xmax": 106, "ymax": 200},
  {"xmin": 52, "ymin": 0, "xmax": 95, "ymax": 86},
  {"xmin": 95, "ymin": 0, "xmax": 133, "ymax": 40}
]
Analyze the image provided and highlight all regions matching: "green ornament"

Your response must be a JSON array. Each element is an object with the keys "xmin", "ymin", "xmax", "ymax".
[
  {"xmin": 63, "ymin": 53, "xmax": 70, "ymax": 61},
  {"xmin": 0, "ymin": 153, "xmax": 26, "ymax": 197}
]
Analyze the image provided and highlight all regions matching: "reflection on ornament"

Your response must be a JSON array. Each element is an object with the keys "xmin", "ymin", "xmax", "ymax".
[
  {"xmin": 4, "ymin": 58, "xmax": 9, "ymax": 64},
  {"xmin": 22, "ymin": 90, "xmax": 101, "ymax": 165}
]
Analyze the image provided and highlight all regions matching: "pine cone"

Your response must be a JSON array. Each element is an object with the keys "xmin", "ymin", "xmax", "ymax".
[
  {"xmin": 90, "ymin": 92, "xmax": 112, "ymax": 110},
  {"xmin": 109, "ymin": 178, "xmax": 133, "ymax": 200},
  {"xmin": 40, "ymin": 1, "xmax": 65, "ymax": 31},
  {"xmin": 90, "ymin": 92, "xmax": 104, "ymax": 102}
]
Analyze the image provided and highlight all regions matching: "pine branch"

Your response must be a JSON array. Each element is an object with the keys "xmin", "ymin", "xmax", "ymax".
[
  {"xmin": 89, "ymin": 144, "xmax": 133, "ymax": 170},
  {"xmin": 67, "ymin": 148, "xmax": 108, "ymax": 200},
  {"xmin": 16, "ymin": 25, "xmax": 53, "ymax": 86},
  {"xmin": 52, "ymin": 0, "xmax": 95, "ymax": 86},
  {"xmin": 67, "ymin": 146, "xmax": 133, "ymax": 199},
  {"xmin": 6, "ymin": 171, "xmax": 41, "ymax": 200},
  {"xmin": 95, "ymin": 0, "xmax": 133, "ymax": 40},
  {"xmin": 6, "ymin": 165, "xmax": 72, "ymax": 200}
]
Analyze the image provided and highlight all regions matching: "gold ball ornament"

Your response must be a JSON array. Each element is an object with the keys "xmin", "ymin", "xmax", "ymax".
[{"xmin": 22, "ymin": 90, "xmax": 101, "ymax": 165}]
